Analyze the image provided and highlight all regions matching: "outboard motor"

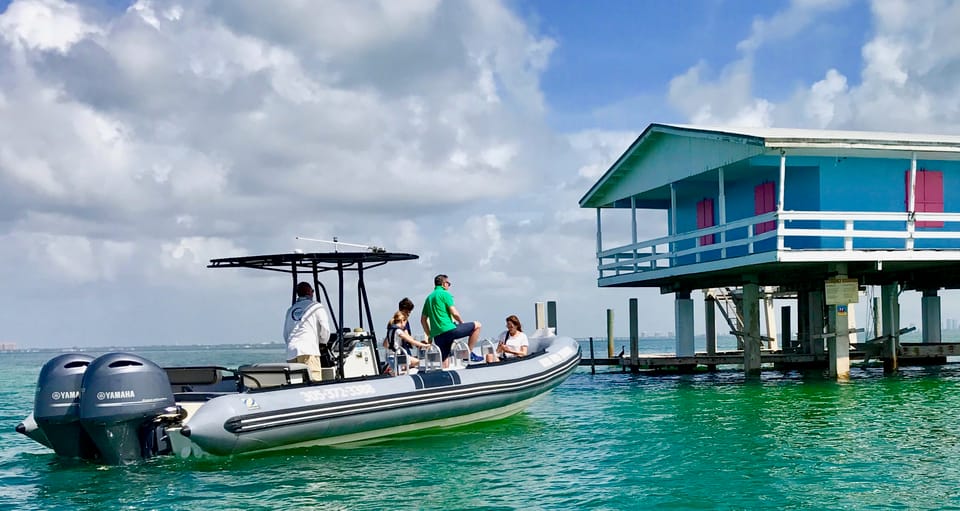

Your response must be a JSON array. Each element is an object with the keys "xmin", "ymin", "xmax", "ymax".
[
  {"xmin": 32, "ymin": 353, "xmax": 99, "ymax": 459},
  {"xmin": 79, "ymin": 353, "xmax": 178, "ymax": 465}
]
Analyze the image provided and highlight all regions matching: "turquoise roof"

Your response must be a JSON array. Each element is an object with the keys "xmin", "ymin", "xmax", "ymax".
[{"xmin": 580, "ymin": 123, "xmax": 960, "ymax": 209}]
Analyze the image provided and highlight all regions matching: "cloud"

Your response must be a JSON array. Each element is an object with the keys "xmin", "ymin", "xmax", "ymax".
[
  {"xmin": 11, "ymin": 0, "xmax": 960, "ymax": 349},
  {"xmin": 0, "ymin": 0, "xmax": 99, "ymax": 52},
  {"xmin": 659, "ymin": 0, "xmax": 960, "ymax": 332},
  {"xmin": 737, "ymin": 0, "xmax": 852, "ymax": 54},
  {"xmin": 668, "ymin": 59, "xmax": 774, "ymax": 128},
  {"xmin": 2, "ymin": 0, "xmax": 630, "ymax": 348}
]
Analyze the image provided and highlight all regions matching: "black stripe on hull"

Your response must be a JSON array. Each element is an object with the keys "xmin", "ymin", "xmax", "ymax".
[{"xmin": 411, "ymin": 369, "xmax": 461, "ymax": 389}]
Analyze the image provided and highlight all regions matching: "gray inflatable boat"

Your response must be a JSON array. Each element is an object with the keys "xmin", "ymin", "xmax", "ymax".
[{"xmin": 16, "ymin": 250, "xmax": 581, "ymax": 464}]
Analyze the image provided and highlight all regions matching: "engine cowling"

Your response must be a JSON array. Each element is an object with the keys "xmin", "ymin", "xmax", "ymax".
[
  {"xmin": 33, "ymin": 353, "xmax": 99, "ymax": 459},
  {"xmin": 78, "ymin": 353, "xmax": 177, "ymax": 465}
]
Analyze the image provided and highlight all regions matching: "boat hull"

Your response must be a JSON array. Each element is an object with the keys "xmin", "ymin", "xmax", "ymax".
[
  {"xmin": 178, "ymin": 336, "xmax": 580, "ymax": 457},
  {"xmin": 19, "ymin": 335, "xmax": 580, "ymax": 461}
]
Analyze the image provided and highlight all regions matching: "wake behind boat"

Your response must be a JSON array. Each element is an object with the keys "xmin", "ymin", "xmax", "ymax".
[{"xmin": 16, "ymin": 250, "xmax": 580, "ymax": 464}]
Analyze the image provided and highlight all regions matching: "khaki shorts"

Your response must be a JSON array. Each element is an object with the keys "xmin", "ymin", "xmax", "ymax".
[{"xmin": 288, "ymin": 355, "xmax": 323, "ymax": 381}]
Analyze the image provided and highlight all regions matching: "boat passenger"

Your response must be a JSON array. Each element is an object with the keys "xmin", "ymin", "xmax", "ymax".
[
  {"xmin": 397, "ymin": 297, "xmax": 415, "ymax": 350},
  {"xmin": 488, "ymin": 315, "xmax": 529, "ymax": 363},
  {"xmin": 420, "ymin": 274, "xmax": 482, "ymax": 367},
  {"xmin": 384, "ymin": 310, "xmax": 427, "ymax": 371},
  {"xmin": 282, "ymin": 282, "xmax": 331, "ymax": 381}
]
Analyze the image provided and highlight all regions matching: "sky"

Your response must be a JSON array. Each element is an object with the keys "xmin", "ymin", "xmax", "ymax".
[{"xmin": 2, "ymin": 0, "xmax": 960, "ymax": 348}]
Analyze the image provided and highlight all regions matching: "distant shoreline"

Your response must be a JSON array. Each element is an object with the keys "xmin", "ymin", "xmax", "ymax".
[
  {"xmin": 0, "ymin": 342, "xmax": 285, "ymax": 354},
  {"xmin": 1, "ymin": 331, "xmax": 939, "ymax": 354}
]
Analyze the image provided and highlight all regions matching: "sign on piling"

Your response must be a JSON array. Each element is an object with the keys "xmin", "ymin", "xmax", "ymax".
[{"xmin": 825, "ymin": 278, "xmax": 859, "ymax": 305}]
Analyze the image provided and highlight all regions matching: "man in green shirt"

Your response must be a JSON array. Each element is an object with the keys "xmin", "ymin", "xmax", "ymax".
[{"xmin": 420, "ymin": 274, "xmax": 482, "ymax": 365}]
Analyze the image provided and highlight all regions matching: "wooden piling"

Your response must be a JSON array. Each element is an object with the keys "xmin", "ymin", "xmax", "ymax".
[
  {"xmin": 589, "ymin": 336, "xmax": 596, "ymax": 375},
  {"xmin": 781, "ymin": 306, "xmax": 791, "ymax": 350},
  {"xmin": 606, "ymin": 308, "xmax": 614, "ymax": 358},
  {"xmin": 547, "ymin": 301, "xmax": 557, "ymax": 334},
  {"xmin": 629, "ymin": 298, "xmax": 639, "ymax": 372}
]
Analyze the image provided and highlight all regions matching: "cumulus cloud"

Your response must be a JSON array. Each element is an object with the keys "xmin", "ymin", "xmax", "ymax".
[
  {"xmin": 668, "ymin": 59, "xmax": 774, "ymax": 128},
  {"xmin": 0, "ymin": 0, "xmax": 653, "ymax": 349},
  {"xmin": 9, "ymin": 0, "xmax": 960, "ymax": 348},
  {"xmin": 737, "ymin": 0, "xmax": 852, "ymax": 54},
  {"xmin": 0, "ymin": 0, "xmax": 99, "ymax": 52},
  {"xmin": 667, "ymin": 0, "xmax": 960, "ymax": 133},
  {"xmin": 659, "ymin": 0, "xmax": 960, "ymax": 332}
]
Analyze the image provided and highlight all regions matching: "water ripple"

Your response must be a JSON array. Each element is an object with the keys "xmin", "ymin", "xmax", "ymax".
[{"xmin": 5, "ymin": 353, "xmax": 960, "ymax": 509}]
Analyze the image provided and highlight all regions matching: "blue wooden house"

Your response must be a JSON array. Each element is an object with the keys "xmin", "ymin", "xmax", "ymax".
[{"xmin": 579, "ymin": 124, "xmax": 960, "ymax": 378}]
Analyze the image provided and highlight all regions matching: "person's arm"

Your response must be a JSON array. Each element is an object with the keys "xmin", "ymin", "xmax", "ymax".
[
  {"xmin": 420, "ymin": 314, "xmax": 431, "ymax": 341},
  {"xmin": 506, "ymin": 344, "xmax": 529, "ymax": 357},
  {"xmin": 315, "ymin": 304, "xmax": 331, "ymax": 344},
  {"xmin": 448, "ymin": 305, "xmax": 464, "ymax": 324},
  {"xmin": 399, "ymin": 329, "xmax": 427, "ymax": 349},
  {"xmin": 502, "ymin": 334, "xmax": 529, "ymax": 357}
]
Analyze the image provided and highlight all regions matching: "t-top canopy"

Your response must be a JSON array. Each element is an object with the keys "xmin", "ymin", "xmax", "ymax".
[{"xmin": 208, "ymin": 251, "xmax": 418, "ymax": 274}]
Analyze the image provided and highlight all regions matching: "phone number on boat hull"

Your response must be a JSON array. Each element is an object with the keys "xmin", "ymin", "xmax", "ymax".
[{"xmin": 299, "ymin": 384, "xmax": 376, "ymax": 402}]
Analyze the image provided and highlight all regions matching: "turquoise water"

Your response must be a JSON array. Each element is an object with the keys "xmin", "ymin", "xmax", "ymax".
[{"xmin": 3, "ymin": 346, "xmax": 960, "ymax": 510}]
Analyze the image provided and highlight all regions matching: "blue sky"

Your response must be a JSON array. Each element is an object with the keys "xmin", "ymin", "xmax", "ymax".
[
  {"xmin": 519, "ymin": 0, "xmax": 869, "ymax": 130},
  {"xmin": 2, "ymin": 0, "xmax": 960, "ymax": 348}
]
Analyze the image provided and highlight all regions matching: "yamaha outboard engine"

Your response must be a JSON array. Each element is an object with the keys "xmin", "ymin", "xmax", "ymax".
[
  {"xmin": 79, "ymin": 353, "xmax": 178, "ymax": 465},
  {"xmin": 32, "ymin": 353, "xmax": 99, "ymax": 459}
]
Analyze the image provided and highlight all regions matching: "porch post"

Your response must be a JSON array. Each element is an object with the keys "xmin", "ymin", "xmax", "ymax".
[
  {"xmin": 778, "ymin": 150, "xmax": 786, "ymax": 212},
  {"xmin": 719, "ymin": 167, "xmax": 727, "ymax": 259},
  {"xmin": 596, "ymin": 208, "xmax": 602, "ymax": 278},
  {"xmin": 631, "ymin": 197, "xmax": 638, "ymax": 271},
  {"xmin": 907, "ymin": 153, "xmax": 917, "ymax": 250},
  {"xmin": 670, "ymin": 183, "xmax": 677, "ymax": 266}
]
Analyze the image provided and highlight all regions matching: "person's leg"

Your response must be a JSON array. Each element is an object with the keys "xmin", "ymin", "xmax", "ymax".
[
  {"xmin": 433, "ymin": 331, "xmax": 455, "ymax": 367},
  {"xmin": 467, "ymin": 321, "xmax": 482, "ymax": 349},
  {"xmin": 291, "ymin": 355, "xmax": 323, "ymax": 381}
]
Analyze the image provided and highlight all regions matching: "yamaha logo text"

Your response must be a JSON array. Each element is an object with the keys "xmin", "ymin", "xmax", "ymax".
[{"xmin": 96, "ymin": 390, "xmax": 136, "ymax": 400}]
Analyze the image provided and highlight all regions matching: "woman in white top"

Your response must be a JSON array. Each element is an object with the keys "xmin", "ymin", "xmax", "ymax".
[
  {"xmin": 487, "ymin": 315, "xmax": 528, "ymax": 362},
  {"xmin": 384, "ymin": 310, "xmax": 428, "ymax": 372}
]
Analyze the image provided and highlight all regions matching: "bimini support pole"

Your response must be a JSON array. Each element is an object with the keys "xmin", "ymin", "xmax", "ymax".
[{"xmin": 337, "ymin": 261, "xmax": 345, "ymax": 380}]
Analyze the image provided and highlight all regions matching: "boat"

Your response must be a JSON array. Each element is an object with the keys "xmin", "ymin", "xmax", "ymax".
[{"xmin": 15, "ymin": 250, "xmax": 581, "ymax": 464}]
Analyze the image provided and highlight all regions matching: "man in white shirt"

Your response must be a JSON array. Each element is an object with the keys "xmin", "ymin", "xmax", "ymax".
[{"xmin": 283, "ymin": 282, "xmax": 331, "ymax": 381}]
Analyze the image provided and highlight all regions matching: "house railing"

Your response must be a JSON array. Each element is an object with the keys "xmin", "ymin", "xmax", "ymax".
[{"xmin": 597, "ymin": 210, "xmax": 960, "ymax": 279}]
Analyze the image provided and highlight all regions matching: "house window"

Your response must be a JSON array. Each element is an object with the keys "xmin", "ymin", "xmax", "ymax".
[
  {"xmin": 696, "ymin": 198, "xmax": 715, "ymax": 245},
  {"xmin": 905, "ymin": 170, "xmax": 944, "ymax": 228},
  {"xmin": 754, "ymin": 181, "xmax": 776, "ymax": 234}
]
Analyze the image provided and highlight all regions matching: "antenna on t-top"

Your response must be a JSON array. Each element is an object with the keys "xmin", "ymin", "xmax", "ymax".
[{"xmin": 295, "ymin": 236, "xmax": 386, "ymax": 253}]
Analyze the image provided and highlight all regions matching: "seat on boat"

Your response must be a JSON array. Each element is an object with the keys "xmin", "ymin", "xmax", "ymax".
[
  {"xmin": 238, "ymin": 363, "xmax": 312, "ymax": 390},
  {"xmin": 166, "ymin": 367, "xmax": 222, "ymax": 386}
]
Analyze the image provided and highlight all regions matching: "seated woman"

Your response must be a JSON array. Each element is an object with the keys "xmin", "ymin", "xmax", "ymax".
[
  {"xmin": 487, "ymin": 315, "xmax": 529, "ymax": 362},
  {"xmin": 384, "ymin": 310, "xmax": 428, "ymax": 373}
]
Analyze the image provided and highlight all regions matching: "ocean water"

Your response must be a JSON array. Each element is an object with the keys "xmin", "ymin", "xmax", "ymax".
[{"xmin": 3, "ymin": 344, "xmax": 960, "ymax": 510}]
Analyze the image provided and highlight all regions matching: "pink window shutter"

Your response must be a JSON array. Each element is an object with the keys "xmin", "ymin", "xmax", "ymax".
[
  {"xmin": 697, "ymin": 198, "xmax": 715, "ymax": 245},
  {"xmin": 754, "ymin": 182, "xmax": 775, "ymax": 234},
  {"xmin": 916, "ymin": 170, "xmax": 944, "ymax": 228}
]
